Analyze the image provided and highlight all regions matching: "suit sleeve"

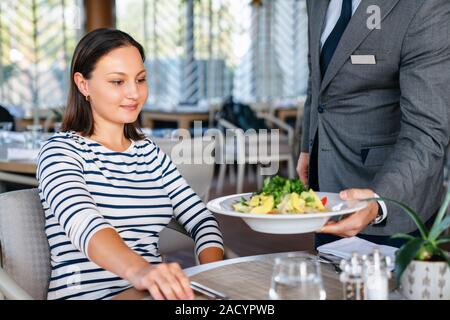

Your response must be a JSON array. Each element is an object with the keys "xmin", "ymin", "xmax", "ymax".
[
  {"xmin": 301, "ymin": 1, "xmax": 313, "ymax": 153},
  {"xmin": 371, "ymin": 1, "xmax": 450, "ymax": 208}
]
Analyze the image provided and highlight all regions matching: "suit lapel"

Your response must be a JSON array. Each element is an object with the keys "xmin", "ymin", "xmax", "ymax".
[{"xmin": 319, "ymin": 0, "xmax": 401, "ymax": 93}]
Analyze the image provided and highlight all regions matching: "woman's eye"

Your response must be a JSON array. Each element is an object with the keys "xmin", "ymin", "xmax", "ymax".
[
  {"xmin": 137, "ymin": 78, "xmax": 147, "ymax": 83},
  {"xmin": 110, "ymin": 80, "xmax": 124, "ymax": 86}
]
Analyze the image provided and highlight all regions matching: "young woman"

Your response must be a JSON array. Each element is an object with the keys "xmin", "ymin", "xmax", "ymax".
[{"xmin": 37, "ymin": 28, "xmax": 224, "ymax": 300}]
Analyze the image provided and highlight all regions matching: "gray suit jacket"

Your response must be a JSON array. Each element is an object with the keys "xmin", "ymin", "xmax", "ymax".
[{"xmin": 302, "ymin": 0, "xmax": 450, "ymax": 235}]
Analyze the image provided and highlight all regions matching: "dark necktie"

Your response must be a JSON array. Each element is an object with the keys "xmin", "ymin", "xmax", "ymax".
[{"xmin": 320, "ymin": 0, "xmax": 353, "ymax": 77}]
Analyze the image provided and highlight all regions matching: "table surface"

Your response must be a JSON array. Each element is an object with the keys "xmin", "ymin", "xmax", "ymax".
[
  {"xmin": 184, "ymin": 251, "xmax": 343, "ymax": 300},
  {"xmin": 0, "ymin": 143, "xmax": 37, "ymax": 174},
  {"xmin": 182, "ymin": 251, "xmax": 401, "ymax": 300},
  {"xmin": 0, "ymin": 160, "xmax": 36, "ymax": 174}
]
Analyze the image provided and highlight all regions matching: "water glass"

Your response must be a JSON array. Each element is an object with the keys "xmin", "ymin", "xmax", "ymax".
[
  {"xmin": 162, "ymin": 128, "xmax": 174, "ymax": 139},
  {"xmin": 140, "ymin": 127, "xmax": 153, "ymax": 137},
  {"xmin": 25, "ymin": 124, "xmax": 43, "ymax": 149},
  {"xmin": 0, "ymin": 122, "xmax": 13, "ymax": 144},
  {"xmin": 269, "ymin": 253, "xmax": 326, "ymax": 300},
  {"xmin": 53, "ymin": 122, "xmax": 62, "ymax": 133}
]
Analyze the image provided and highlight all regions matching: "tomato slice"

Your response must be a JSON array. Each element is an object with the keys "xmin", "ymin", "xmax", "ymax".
[{"xmin": 321, "ymin": 196, "xmax": 327, "ymax": 206}]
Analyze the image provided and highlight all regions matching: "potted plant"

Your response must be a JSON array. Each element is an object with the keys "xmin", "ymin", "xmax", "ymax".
[{"xmin": 376, "ymin": 189, "xmax": 450, "ymax": 299}]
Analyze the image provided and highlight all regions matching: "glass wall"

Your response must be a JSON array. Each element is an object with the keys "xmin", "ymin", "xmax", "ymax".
[
  {"xmin": 0, "ymin": 0, "xmax": 83, "ymax": 118},
  {"xmin": 116, "ymin": 0, "xmax": 309, "ymax": 110},
  {"xmin": 0, "ymin": 0, "xmax": 309, "ymax": 116}
]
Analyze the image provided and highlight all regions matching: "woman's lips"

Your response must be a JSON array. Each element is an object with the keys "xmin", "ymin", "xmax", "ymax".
[{"xmin": 120, "ymin": 103, "xmax": 139, "ymax": 111}]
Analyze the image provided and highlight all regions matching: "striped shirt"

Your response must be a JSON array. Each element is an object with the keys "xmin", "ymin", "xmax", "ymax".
[{"xmin": 37, "ymin": 132, "xmax": 224, "ymax": 300}]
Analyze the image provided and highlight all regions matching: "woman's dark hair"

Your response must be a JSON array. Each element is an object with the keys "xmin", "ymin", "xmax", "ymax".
[{"xmin": 62, "ymin": 28, "xmax": 145, "ymax": 140}]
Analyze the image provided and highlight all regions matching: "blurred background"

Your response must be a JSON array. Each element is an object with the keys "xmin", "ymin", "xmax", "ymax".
[
  {"xmin": 0, "ymin": 0, "xmax": 315, "ymax": 265},
  {"xmin": 0, "ymin": 0, "xmax": 308, "ymax": 123},
  {"xmin": 0, "ymin": 0, "xmax": 448, "ymax": 266}
]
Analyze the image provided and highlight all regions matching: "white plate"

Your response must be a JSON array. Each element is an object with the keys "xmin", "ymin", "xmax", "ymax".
[{"xmin": 207, "ymin": 192, "xmax": 368, "ymax": 234}]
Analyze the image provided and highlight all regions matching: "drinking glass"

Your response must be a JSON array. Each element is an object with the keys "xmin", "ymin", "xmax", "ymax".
[
  {"xmin": 0, "ymin": 122, "xmax": 13, "ymax": 144},
  {"xmin": 140, "ymin": 127, "xmax": 153, "ymax": 137},
  {"xmin": 269, "ymin": 253, "xmax": 327, "ymax": 300},
  {"xmin": 53, "ymin": 122, "xmax": 62, "ymax": 133},
  {"xmin": 25, "ymin": 124, "xmax": 43, "ymax": 149}
]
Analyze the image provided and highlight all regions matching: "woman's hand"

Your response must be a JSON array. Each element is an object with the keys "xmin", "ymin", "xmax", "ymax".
[
  {"xmin": 87, "ymin": 229, "xmax": 195, "ymax": 300},
  {"xmin": 127, "ymin": 262, "xmax": 195, "ymax": 300}
]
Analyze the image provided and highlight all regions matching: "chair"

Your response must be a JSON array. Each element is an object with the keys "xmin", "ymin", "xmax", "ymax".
[
  {"xmin": 0, "ymin": 105, "xmax": 15, "ymax": 131},
  {"xmin": 0, "ymin": 188, "xmax": 196, "ymax": 300},
  {"xmin": 0, "ymin": 172, "xmax": 39, "ymax": 193},
  {"xmin": 152, "ymin": 136, "xmax": 215, "ymax": 202},
  {"xmin": 0, "ymin": 189, "xmax": 48, "ymax": 300},
  {"xmin": 215, "ymin": 111, "xmax": 296, "ymax": 194},
  {"xmin": 154, "ymin": 136, "xmax": 238, "ymax": 260},
  {"xmin": 207, "ymin": 99, "xmax": 224, "ymax": 128}
]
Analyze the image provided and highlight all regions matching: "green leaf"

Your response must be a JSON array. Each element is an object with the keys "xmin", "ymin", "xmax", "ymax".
[
  {"xmin": 436, "ymin": 236, "xmax": 450, "ymax": 245},
  {"xmin": 429, "ymin": 190, "xmax": 450, "ymax": 238},
  {"xmin": 305, "ymin": 197, "xmax": 315, "ymax": 203},
  {"xmin": 395, "ymin": 238, "xmax": 426, "ymax": 283},
  {"xmin": 258, "ymin": 175, "xmax": 307, "ymax": 206},
  {"xmin": 367, "ymin": 197, "xmax": 428, "ymax": 239},
  {"xmin": 416, "ymin": 242, "xmax": 439, "ymax": 260},
  {"xmin": 434, "ymin": 247, "xmax": 450, "ymax": 267},
  {"xmin": 391, "ymin": 233, "xmax": 416, "ymax": 241},
  {"xmin": 429, "ymin": 216, "xmax": 450, "ymax": 242}
]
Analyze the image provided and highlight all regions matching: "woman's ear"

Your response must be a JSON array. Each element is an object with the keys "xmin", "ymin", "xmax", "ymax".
[{"xmin": 73, "ymin": 72, "xmax": 89, "ymax": 98}]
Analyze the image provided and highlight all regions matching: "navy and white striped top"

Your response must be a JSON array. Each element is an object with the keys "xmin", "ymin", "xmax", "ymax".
[{"xmin": 37, "ymin": 132, "xmax": 224, "ymax": 300}]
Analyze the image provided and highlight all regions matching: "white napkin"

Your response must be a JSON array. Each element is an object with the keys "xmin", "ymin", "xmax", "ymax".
[
  {"xmin": 317, "ymin": 236, "xmax": 398, "ymax": 267},
  {"xmin": 7, "ymin": 148, "xmax": 39, "ymax": 161}
]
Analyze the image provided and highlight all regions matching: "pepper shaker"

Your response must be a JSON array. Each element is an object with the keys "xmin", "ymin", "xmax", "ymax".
[{"xmin": 339, "ymin": 252, "xmax": 365, "ymax": 300}]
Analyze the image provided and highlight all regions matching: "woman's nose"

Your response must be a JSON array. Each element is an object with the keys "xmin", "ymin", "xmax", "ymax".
[{"xmin": 125, "ymin": 82, "xmax": 139, "ymax": 100}]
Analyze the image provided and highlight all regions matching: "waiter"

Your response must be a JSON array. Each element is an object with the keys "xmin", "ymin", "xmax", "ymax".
[{"xmin": 297, "ymin": 0, "xmax": 450, "ymax": 247}]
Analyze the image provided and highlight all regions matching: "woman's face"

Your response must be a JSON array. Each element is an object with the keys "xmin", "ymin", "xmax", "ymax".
[{"xmin": 80, "ymin": 45, "xmax": 148, "ymax": 127}]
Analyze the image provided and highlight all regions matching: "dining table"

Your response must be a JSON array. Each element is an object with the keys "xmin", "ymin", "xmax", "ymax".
[
  {"xmin": 114, "ymin": 251, "xmax": 402, "ymax": 300},
  {"xmin": 184, "ymin": 251, "xmax": 344, "ymax": 300},
  {"xmin": 0, "ymin": 133, "xmax": 40, "ymax": 191},
  {"xmin": 0, "ymin": 158, "xmax": 36, "ymax": 175}
]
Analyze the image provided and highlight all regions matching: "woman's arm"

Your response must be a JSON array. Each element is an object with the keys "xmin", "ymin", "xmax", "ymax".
[
  {"xmin": 88, "ymin": 228, "xmax": 194, "ymax": 300},
  {"xmin": 155, "ymin": 144, "xmax": 225, "ymax": 262},
  {"xmin": 198, "ymin": 247, "xmax": 224, "ymax": 264}
]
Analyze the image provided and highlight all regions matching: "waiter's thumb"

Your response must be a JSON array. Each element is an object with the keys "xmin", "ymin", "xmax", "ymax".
[{"xmin": 340, "ymin": 189, "xmax": 373, "ymax": 200}]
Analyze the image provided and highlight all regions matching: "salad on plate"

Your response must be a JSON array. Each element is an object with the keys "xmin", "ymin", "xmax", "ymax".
[{"xmin": 232, "ymin": 176, "xmax": 328, "ymax": 214}]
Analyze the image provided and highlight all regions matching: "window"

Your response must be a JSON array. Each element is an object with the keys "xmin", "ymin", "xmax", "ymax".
[
  {"xmin": 0, "ymin": 0, "xmax": 83, "ymax": 117},
  {"xmin": 116, "ymin": 0, "xmax": 309, "ymax": 109}
]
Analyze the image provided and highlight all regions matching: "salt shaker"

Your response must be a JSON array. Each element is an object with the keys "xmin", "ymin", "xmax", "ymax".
[
  {"xmin": 363, "ymin": 249, "xmax": 391, "ymax": 300},
  {"xmin": 339, "ymin": 252, "xmax": 365, "ymax": 300}
]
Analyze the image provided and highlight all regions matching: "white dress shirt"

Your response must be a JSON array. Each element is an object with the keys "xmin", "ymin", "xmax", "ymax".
[{"xmin": 320, "ymin": 0, "xmax": 388, "ymax": 224}]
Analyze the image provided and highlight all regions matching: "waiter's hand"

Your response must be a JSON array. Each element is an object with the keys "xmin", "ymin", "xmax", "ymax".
[
  {"xmin": 296, "ymin": 152, "xmax": 310, "ymax": 186},
  {"xmin": 319, "ymin": 189, "xmax": 379, "ymax": 237}
]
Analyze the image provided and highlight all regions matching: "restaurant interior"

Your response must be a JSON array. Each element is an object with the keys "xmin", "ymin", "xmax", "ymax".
[{"xmin": 0, "ymin": 0, "xmax": 449, "ymax": 301}]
